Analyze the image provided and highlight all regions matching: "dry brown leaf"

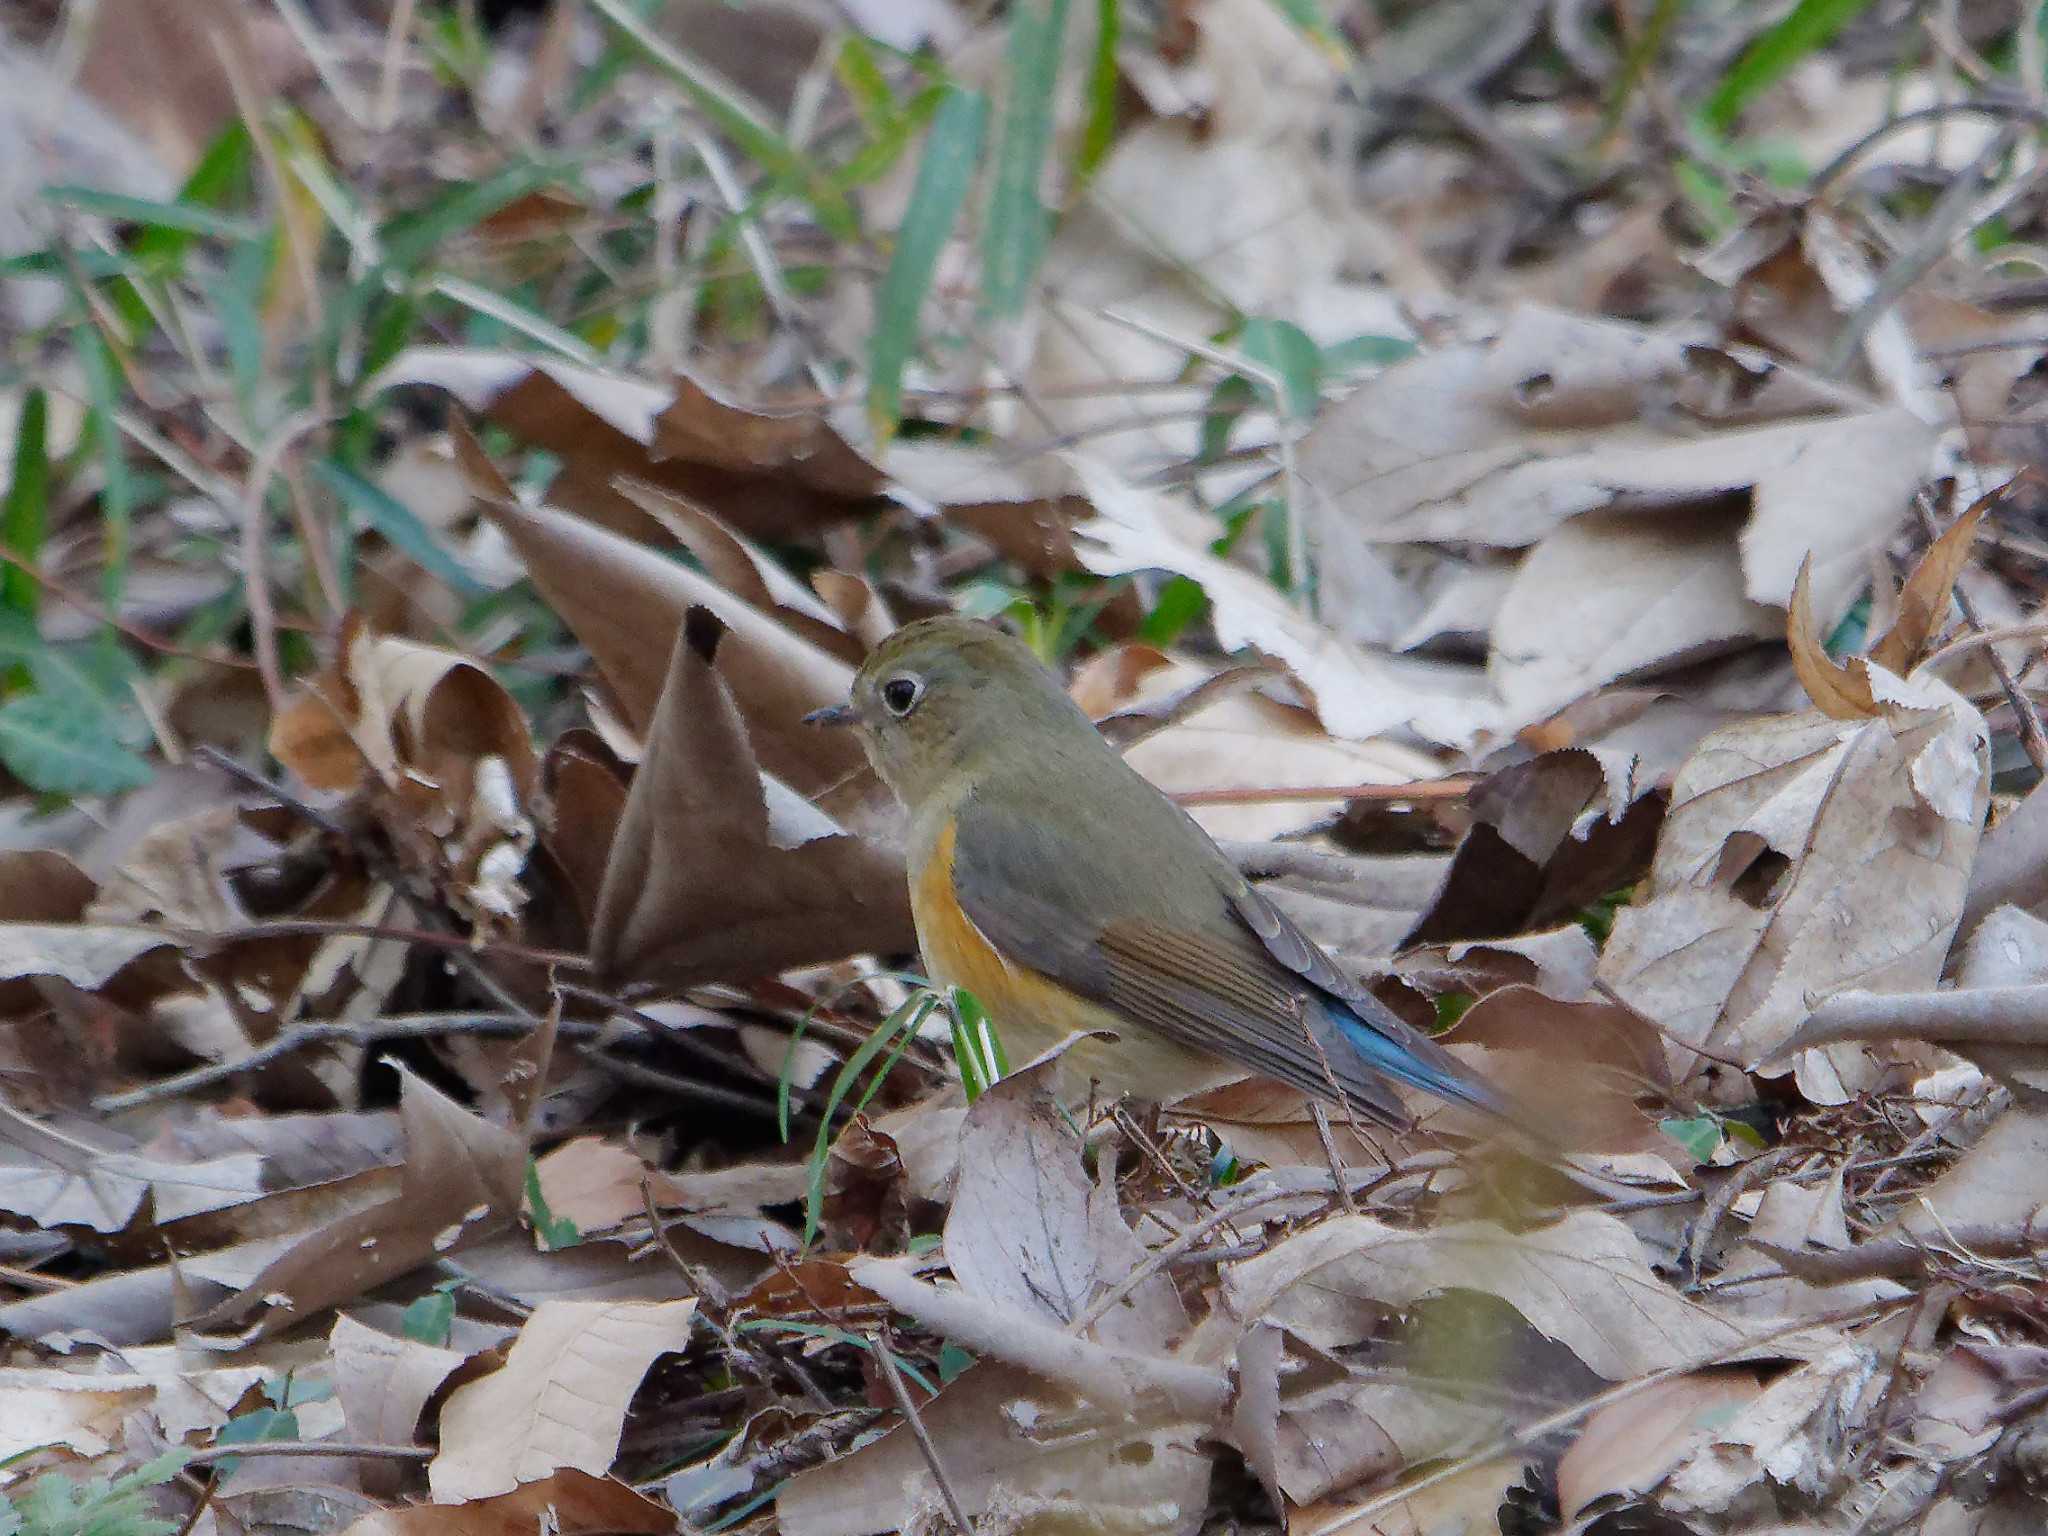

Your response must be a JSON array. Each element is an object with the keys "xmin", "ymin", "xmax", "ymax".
[
  {"xmin": 1298, "ymin": 307, "xmax": 1937, "ymax": 642},
  {"xmin": 462, "ymin": 459, "xmax": 872, "ymax": 819},
  {"xmin": 428, "ymin": 1297, "xmax": 699, "ymax": 1500},
  {"xmin": 586, "ymin": 609, "xmax": 912, "ymax": 988},
  {"xmin": 372, "ymin": 348, "xmax": 882, "ymax": 541},
  {"xmin": 1072, "ymin": 457, "xmax": 1499, "ymax": 746},
  {"xmin": 776, "ymin": 1360, "xmax": 1211, "ymax": 1536},
  {"xmin": 1868, "ymin": 498, "xmax": 1988, "ymax": 676},
  {"xmin": 1597, "ymin": 675, "xmax": 1988, "ymax": 1100},
  {"xmin": 1556, "ymin": 1368, "xmax": 1765, "ymax": 1521},
  {"xmin": 944, "ymin": 1061, "xmax": 1185, "ymax": 1351},
  {"xmin": 192, "ymin": 1067, "xmax": 526, "ymax": 1339},
  {"xmin": 0, "ymin": 923, "xmax": 174, "ymax": 989},
  {"xmin": 1490, "ymin": 507, "xmax": 1780, "ymax": 723},
  {"xmin": 1653, "ymin": 1342, "xmax": 1881, "ymax": 1522},
  {"xmin": 1222, "ymin": 1211, "xmax": 1747, "ymax": 1379},
  {"xmin": 338, "ymin": 1468, "xmax": 672, "ymax": 1536},
  {"xmin": 1787, "ymin": 555, "xmax": 1878, "ymax": 719},
  {"xmin": 330, "ymin": 1313, "xmax": 474, "ymax": 1494}
]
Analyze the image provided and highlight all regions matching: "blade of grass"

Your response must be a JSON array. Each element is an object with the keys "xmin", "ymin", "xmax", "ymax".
[
  {"xmin": 311, "ymin": 460, "xmax": 485, "ymax": 596},
  {"xmin": 800, "ymin": 992, "xmax": 938, "ymax": 1250},
  {"xmin": 39, "ymin": 186, "xmax": 261, "ymax": 242},
  {"xmin": 429, "ymin": 274, "xmax": 603, "ymax": 365},
  {"xmin": 1703, "ymin": 0, "xmax": 1878, "ymax": 133},
  {"xmin": 582, "ymin": 0, "xmax": 856, "ymax": 239},
  {"xmin": 377, "ymin": 159, "xmax": 561, "ymax": 272},
  {"xmin": 869, "ymin": 86, "xmax": 987, "ymax": 442},
  {"xmin": 77, "ymin": 329, "xmax": 133, "ymax": 640},
  {"xmin": 2, "ymin": 390, "xmax": 49, "ymax": 625},
  {"xmin": 1077, "ymin": 0, "xmax": 1121, "ymax": 184},
  {"xmin": 984, "ymin": 0, "xmax": 1071, "ymax": 319}
]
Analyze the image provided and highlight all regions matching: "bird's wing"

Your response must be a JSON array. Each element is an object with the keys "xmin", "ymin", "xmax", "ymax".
[{"xmin": 948, "ymin": 798, "xmax": 1422, "ymax": 1126}]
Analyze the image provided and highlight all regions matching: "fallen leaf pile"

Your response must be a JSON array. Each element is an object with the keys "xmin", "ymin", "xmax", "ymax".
[{"xmin": 7, "ymin": 1, "xmax": 2048, "ymax": 1534}]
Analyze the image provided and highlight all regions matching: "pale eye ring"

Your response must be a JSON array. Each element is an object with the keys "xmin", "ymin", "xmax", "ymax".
[{"xmin": 880, "ymin": 675, "xmax": 923, "ymax": 716}]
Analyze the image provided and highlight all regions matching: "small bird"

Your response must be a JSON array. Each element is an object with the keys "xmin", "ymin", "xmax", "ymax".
[{"xmin": 806, "ymin": 617, "xmax": 1510, "ymax": 1130}]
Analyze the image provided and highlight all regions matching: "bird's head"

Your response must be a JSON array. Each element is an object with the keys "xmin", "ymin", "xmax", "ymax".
[{"xmin": 805, "ymin": 616, "xmax": 1087, "ymax": 807}]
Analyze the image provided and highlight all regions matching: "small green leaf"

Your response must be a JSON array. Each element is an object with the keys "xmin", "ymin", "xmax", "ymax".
[
  {"xmin": 1432, "ymin": 991, "xmax": 1476, "ymax": 1032},
  {"xmin": 402, "ymin": 1284, "xmax": 458, "ymax": 1346},
  {"xmin": 525, "ymin": 1158, "xmax": 582, "ymax": 1250},
  {"xmin": 208, "ymin": 1405, "xmax": 301, "ymax": 1476},
  {"xmin": 1702, "ymin": 0, "xmax": 1878, "ymax": 132},
  {"xmin": 1660, "ymin": 1115, "xmax": 1722, "ymax": 1165},
  {"xmin": 868, "ymin": 87, "xmax": 988, "ymax": 441},
  {"xmin": 40, "ymin": 185, "xmax": 261, "ymax": 241},
  {"xmin": 801, "ymin": 992, "xmax": 938, "ymax": 1250},
  {"xmin": 937, "ymin": 1343, "xmax": 976, "ymax": 1383},
  {"xmin": 1199, "ymin": 374, "xmax": 1257, "ymax": 464},
  {"xmin": 1138, "ymin": 575, "xmax": 1208, "ymax": 646},
  {"xmin": 1320, "ymin": 332, "xmax": 1418, "ymax": 378},
  {"xmin": 1239, "ymin": 317, "xmax": 1323, "ymax": 420},
  {"xmin": 1, "ymin": 389, "xmax": 49, "ymax": 625},
  {"xmin": 984, "ymin": 0, "xmax": 1072, "ymax": 318},
  {"xmin": 0, "ymin": 693, "xmax": 152, "ymax": 796}
]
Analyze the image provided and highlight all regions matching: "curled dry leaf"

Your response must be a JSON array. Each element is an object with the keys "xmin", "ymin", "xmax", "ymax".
[
  {"xmin": 269, "ymin": 618, "xmax": 538, "ymax": 927},
  {"xmin": 1222, "ymin": 1211, "xmax": 1747, "ymax": 1380},
  {"xmin": 192, "ymin": 1066, "xmax": 526, "ymax": 1340},
  {"xmin": 461, "ymin": 449, "xmax": 874, "ymax": 821},
  {"xmin": 1297, "ymin": 306, "xmax": 1936, "ymax": 628},
  {"xmin": 338, "ymin": 1468, "xmax": 672, "ymax": 1536},
  {"xmin": 1071, "ymin": 456, "xmax": 1499, "ymax": 746},
  {"xmin": 372, "ymin": 347, "xmax": 882, "ymax": 541},
  {"xmin": 1407, "ymin": 745, "xmax": 1661, "ymax": 947},
  {"xmin": 429, "ymin": 1296, "xmax": 699, "ymax": 1501},
  {"xmin": 587, "ymin": 609, "xmax": 913, "ymax": 989},
  {"xmin": 1597, "ymin": 671, "xmax": 1988, "ymax": 1101}
]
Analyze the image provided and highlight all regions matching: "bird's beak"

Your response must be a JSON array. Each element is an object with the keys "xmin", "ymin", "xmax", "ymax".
[{"xmin": 803, "ymin": 702, "xmax": 856, "ymax": 728}]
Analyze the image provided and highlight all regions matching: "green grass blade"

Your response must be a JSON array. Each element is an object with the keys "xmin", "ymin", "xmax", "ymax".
[
  {"xmin": 40, "ymin": 186, "xmax": 260, "ymax": 242},
  {"xmin": 1, "ymin": 390, "xmax": 49, "ymax": 624},
  {"xmin": 377, "ymin": 160, "xmax": 560, "ymax": 272},
  {"xmin": 1077, "ymin": 0, "xmax": 1121, "ymax": 183},
  {"xmin": 1703, "ymin": 0, "xmax": 1878, "ymax": 132},
  {"xmin": 983, "ymin": 0, "xmax": 1071, "ymax": 319},
  {"xmin": 869, "ymin": 87, "xmax": 988, "ymax": 441},
  {"xmin": 312, "ymin": 460, "xmax": 485, "ymax": 596},
  {"xmin": 800, "ymin": 993, "xmax": 937, "ymax": 1250},
  {"xmin": 77, "ymin": 330, "xmax": 132, "ymax": 632},
  {"xmin": 582, "ymin": 0, "xmax": 856, "ymax": 239}
]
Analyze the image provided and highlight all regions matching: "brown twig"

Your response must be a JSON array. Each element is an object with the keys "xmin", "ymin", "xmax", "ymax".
[
  {"xmin": 873, "ymin": 1328, "xmax": 975, "ymax": 1536},
  {"xmin": 1171, "ymin": 778, "xmax": 1476, "ymax": 807}
]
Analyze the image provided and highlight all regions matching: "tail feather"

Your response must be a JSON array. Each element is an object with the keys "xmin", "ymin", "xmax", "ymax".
[{"xmin": 1324, "ymin": 999, "xmax": 1515, "ymax": 1123}]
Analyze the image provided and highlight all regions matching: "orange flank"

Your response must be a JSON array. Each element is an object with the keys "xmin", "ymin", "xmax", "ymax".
[{"xmin": 909, "ymin": 817, "xmax": 1239, "ymax": 1102}]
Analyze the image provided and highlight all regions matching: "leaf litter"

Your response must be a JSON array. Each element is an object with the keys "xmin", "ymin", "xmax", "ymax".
[{"xmin": 7, "ymin": 2, "xmax": 2048, "ymax": 1534}]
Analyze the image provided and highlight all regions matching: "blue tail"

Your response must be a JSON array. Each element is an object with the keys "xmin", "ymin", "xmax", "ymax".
[{"xmin": 1325, "ymin": 999, "xmax": 1513, "ymax": 1120}]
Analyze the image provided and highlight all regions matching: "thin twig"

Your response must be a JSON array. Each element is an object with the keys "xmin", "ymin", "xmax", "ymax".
[
  {"xmin": 1916, "ymin": 489, "xmax": 2048, "ymax": 774},
  {"xmin": 1171, "ymin": 778, "xmax": 1476, "ymax": 807},
  {"xmin": 873, "ymin": 1329, "xmax": 975, "ymax": 1536},
  {"xmin": 235, "ymin": 409, "xmax": 328, "ymax": 713}
]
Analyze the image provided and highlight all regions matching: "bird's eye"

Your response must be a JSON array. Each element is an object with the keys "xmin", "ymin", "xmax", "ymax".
[{"xmin": 880, "ymin": 675, "xmax": 923, "ymax": 716}]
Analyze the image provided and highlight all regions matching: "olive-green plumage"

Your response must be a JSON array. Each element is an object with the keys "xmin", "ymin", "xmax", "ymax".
[{"xmin": 818, "ymin": 616, "xmax": 1507, "ymax": 1128}]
